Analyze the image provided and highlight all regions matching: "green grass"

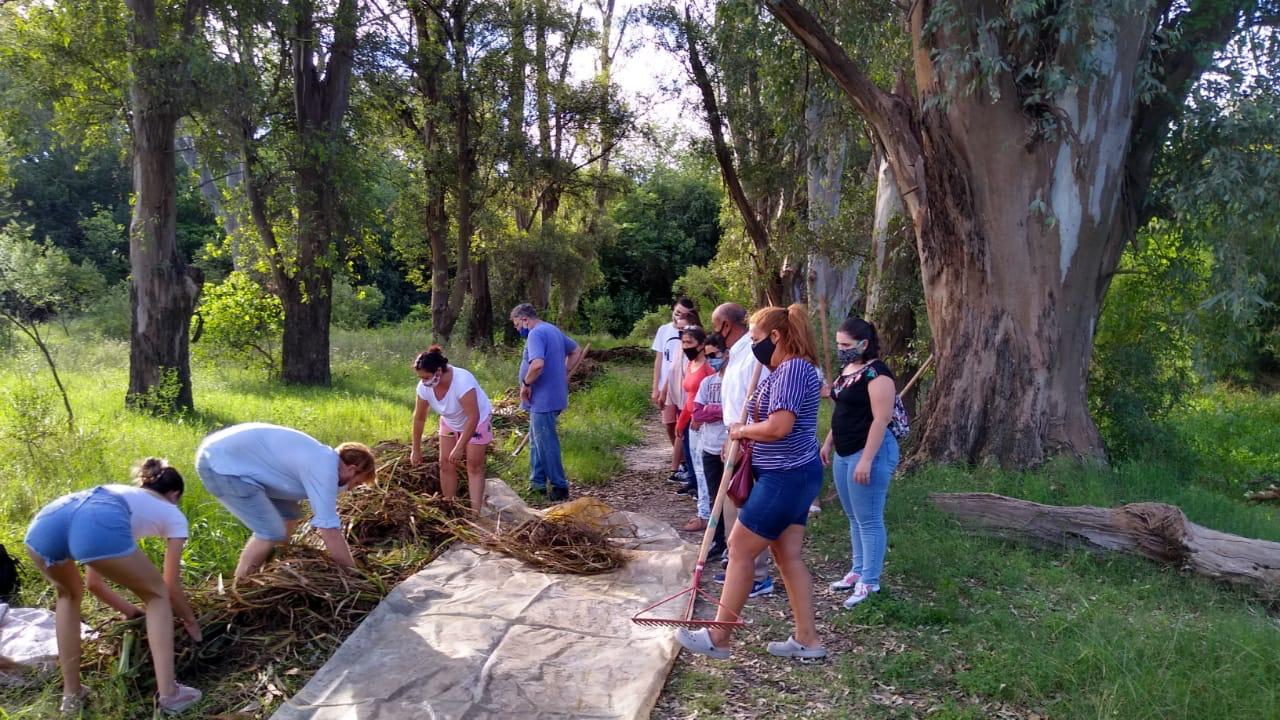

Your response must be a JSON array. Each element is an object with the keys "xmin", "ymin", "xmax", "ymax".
[{"xmin": 3, "ymin": 322, "xmax": 1278, "ymax": 720}]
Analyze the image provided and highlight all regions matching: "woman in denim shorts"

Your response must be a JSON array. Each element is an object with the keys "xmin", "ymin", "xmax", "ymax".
[
  {"xmin": 24, "ymin": 459, "xmax": 203, "ymax": 714},
  {"xmin": 676, "ymin": 304, "xmax": 828, "ymax": 661}
]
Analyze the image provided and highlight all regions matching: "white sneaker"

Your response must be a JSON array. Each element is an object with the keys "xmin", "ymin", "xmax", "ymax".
[
  {"xmin": 829, "ymin": 571, "xmax": 860, "ymax": 592},
  {"xmin": 842, "ymin": 581, "xmax": 879, "ymax": 608}
]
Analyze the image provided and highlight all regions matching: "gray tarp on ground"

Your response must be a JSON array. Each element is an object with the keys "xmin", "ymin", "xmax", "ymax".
[{"xmin": 272, "ymin": 480, "xmax": 695, "ymax": 720}]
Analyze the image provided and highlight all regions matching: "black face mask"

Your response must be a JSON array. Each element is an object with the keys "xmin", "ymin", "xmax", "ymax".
[
  {"xmin": 752, "ymin": 335, "xmax": 776, "ymax": 367},
  {"xmin": 683, "ymin": 347, "xmax": 700, "ymax": 361}
]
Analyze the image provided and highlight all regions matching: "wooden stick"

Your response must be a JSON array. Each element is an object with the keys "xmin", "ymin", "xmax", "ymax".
[
  {"xmin": 817, "ymin": 296, "xmax": 833, "ymax": 384},
  {"xmin": 900, "ymin": 354, "xmax": 934, "ymax": 395}
]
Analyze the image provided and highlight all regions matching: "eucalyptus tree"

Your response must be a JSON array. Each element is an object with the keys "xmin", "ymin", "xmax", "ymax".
[
  {"xmin": 1, "ymin": 0, "xmax": 207, "ymax": 412},
  {"xmin": 766, "ymin": 0, "xmax": 1280, "ymax": 466}
]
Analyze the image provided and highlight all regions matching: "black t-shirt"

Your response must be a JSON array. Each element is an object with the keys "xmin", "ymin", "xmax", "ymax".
[{"xmin": 830, "ymin": 359, "xmax": 895, "ymax": 456}]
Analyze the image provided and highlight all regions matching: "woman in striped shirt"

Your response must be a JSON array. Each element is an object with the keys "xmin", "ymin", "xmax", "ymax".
[{"xmin": 676, "ymin": 303, "xmax": 827, "ymax": 661}]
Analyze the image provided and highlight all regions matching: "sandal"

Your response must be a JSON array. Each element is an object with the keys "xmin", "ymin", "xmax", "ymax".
[
  {"xmin": 766, "ymin": 635, "xmax": 828, "ymax": 659},
  {"xmin": 674, "ymin": 627, "xmax": 731, "ymax": 660},
  {"xmin": 159, "ymin": 683, "xmax": 203, "ymax": 715},
  {"xmin": 59, "ymin": 685, "xmax": 92, "ymax": 715}
]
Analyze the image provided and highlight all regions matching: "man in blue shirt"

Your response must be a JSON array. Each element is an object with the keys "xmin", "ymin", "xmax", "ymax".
[{"xmin": 511, "ymin": 303, "xmax": 583, "ymax": 501}]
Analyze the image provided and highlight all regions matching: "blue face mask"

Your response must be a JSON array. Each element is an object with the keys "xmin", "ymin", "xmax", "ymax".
[
  {"xmin": 518, "ymin": 324, "xmax": 531, "ymax": 338},
  {"xmin": 707, "ymin": 356, "xmax": 727, "ymax": 372}
]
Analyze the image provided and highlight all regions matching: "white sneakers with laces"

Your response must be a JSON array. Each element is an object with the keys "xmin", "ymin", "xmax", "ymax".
[
  {"xmin": 843, "ymin": 581, "xmax": 879, "ymax": 608},
  {"xmin": 829, "ymin": 571, "xmax": 860, "ymax": 592}
]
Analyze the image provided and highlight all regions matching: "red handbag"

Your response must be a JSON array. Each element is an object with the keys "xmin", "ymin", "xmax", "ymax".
[{"xmin": 726, "ymin": 441, "xmax": 753, "ymax": 507}]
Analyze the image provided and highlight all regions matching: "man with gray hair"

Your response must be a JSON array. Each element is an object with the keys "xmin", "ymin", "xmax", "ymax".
[
  {"xmin": 511, "ymin": 303, "xmax": 583, "ymax": 501},
  {"xmin": 709, "ymin": 302, "xmax": 774, "ymax": 597}
]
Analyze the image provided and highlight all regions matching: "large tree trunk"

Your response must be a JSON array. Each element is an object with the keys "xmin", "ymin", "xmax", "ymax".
[
  {"xmin": 280, "ymin": 0, "xmax": 357, "ymax": 385},
  {"xmin": 765, "ymin": 0, "xmax": 1238, "ymax": 465},
  {"xmin": 863, "ymin": 148, "xmax": 918, "ymax": 362},
  {"xmin": 468, "ymin": 255, "xmax": 494, "ymax": 347},
  {"xmin": 124, "ymin": 0, "xmax": 203, "ymax": 413},
  {"xmin": 804, "ymin": 90, "xmax": 859, "ymax": 331},
  {"xmin": 932, "ymin": 493, "xmax": 1280, "ymax": 593}
]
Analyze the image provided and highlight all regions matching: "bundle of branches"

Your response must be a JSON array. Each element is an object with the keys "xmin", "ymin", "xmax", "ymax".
[
  {"xmin": 450, "ymin": 513, "xmax": 629, "ymax": 576},
  {"xmin": 371, "ymin": 439, "xmax": 445, "ymax": 496},
  {"xmin": 343, "ymin": 485, "xmax": 467, "ymax": 546},
  {"xmin": 585, "ymin": 345, "xmax": 650, "ymax": 363},
  {"xmin": 568, "ymin": 358, "xmax": 603, "ymax": 391},
  {"xmin": 83, "ymin": 545, "xmax": 442, "ymax": 709},
  {"xmin": 489, "ymin": 390, "xmax": 529, "ymax": 432}
]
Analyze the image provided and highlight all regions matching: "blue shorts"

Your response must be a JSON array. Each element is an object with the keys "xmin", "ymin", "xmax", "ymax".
[
  {"xmin": 25, "ymin": 487, "xmax": 136, "ymax": 566},
  {"xmin": 738, "ymin": 456, "xmax": 824, "ymax": 541},
  {"xmin": 197, "ymin": 457, "xmax": 304, "ymax": 542}
]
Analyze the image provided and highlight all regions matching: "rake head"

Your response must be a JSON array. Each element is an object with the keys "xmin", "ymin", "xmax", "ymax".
[{"xmin": 631, "ymin": 585, "xmax": 744, "ymax": 630}]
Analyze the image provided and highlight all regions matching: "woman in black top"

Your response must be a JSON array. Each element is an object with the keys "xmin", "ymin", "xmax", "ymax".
[{"xmin": 819, "ymin": 318, "xmax": 900, "ymax": 607}]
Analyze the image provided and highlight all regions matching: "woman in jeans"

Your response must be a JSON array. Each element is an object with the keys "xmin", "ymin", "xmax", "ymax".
[
  {"xmin": 675, "ymin": 325, "xmax": 714, "ymax": 529},
  {"xmin": 820, "ymin": 317, "xmax": 900, "ymax": 607},
  {"xmin": 675, "ymin": 303, "xmax": 827, "ymax": 660}
]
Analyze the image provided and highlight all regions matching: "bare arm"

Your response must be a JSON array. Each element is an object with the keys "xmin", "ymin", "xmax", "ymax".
[
  {"xmin": 84, "ymin": 566, "xmax": 142, "ymax": 619},
  {"xmin": 652, "ymin": 353, "xmax": 663, "ymax": 402},
  {"xmin": 523, "ymin": 358, "xmax": 546, "ymax": 386},
  {"xmin": 858, "ymin": 376, "xmax": 896, "ymax": 464},
  {"xmin": 410, "ymin": 395, "xmax": 430, "ymax": 462},
  {"xmin": 164, "ymin": 538, "xmax": 201, "ymax": 640},
  {"xmin": 732, "ymin": 409, "xmax": 797, "ymax": 442},
  {"xmin": 448, "ymin": 390, "xmax": 481, "ymax": 463},
  {"xmin": 317, "ymin": 526, "xmax": 357, "ymax": 569}
]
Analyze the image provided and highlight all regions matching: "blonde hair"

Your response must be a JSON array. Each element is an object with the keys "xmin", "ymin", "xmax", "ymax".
[
  {"xmin": 336, "ymin": 442, "xmax": 377, "ymax": 480},
  {"xmin": 749, "ymin": 304, "xmax": 819, "ymax": 366}
]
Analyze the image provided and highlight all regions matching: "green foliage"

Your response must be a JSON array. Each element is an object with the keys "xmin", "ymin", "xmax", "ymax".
[
  {"xmin": 1090, "ymin": 222, "xmax": 1207, "ymax": 459},
  {"xmin": 80, "ymin": 281, "xmax": 130, "ymax": 340},
  {"xmin": 193, "ymin": 271, "xmax": 282, "ymax": 376},
  {"xmin": 330, "ymin": 279, "xmax": 386, "ymax": 330},
  {"xmin": 0, "ymin": 222, "xmax": 106, "ymax": 322}
]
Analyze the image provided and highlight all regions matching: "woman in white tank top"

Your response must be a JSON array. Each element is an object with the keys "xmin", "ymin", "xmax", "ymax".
[{"xmin": 410, "ymin": 345, "xmax": 494, "ymax": 511}]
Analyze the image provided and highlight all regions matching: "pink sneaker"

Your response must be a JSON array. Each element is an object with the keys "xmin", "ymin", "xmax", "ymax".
[{"xmin": 829, "ymin": 571, "xmax": 860, "ymax": 592}]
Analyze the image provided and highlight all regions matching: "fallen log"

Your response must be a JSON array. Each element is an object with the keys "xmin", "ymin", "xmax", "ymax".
[
  {"xmin": 1245, "ymin": 484, "xmax": 1280, "ymax": 504},
  {"xmin": 930, "ymin": 493, "xmax": 1280, "ymax": 595}
]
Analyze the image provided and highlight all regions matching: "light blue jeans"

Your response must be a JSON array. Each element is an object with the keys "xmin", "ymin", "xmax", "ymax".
[
  {"xmin": 832, "ymin": 434, "xmax": 899, "ymax": 587},
  {"xmin": 529, "ymin": 410, "xmax": 568, "ymax": 490}
]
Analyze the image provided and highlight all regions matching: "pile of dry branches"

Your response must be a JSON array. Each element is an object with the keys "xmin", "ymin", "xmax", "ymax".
[{"xmin": 73, "ymin": 435, "xmax": 629, "ymax": 717}]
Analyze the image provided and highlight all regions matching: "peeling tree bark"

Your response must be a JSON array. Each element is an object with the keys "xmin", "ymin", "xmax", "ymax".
[
  {"xmin": 932, "ymin": 493, "xmax": 1280, "ymax": 594},
  {"xmin": 804, "ymin": 90, "xmax": 859, "ymax": 332},
  {"xmin": 124, "ymin": 0, "xmax": 204, "ymax": 413},
  {"xmin": 863, "ymin": 148, "xmax": 917, "ymax": 362},
  {"xmin": 763, "ymin": 0, "xmax": 1249, "ymax": 466}
]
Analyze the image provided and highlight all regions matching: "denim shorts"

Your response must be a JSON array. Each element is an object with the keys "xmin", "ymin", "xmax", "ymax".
[
  {"xmin": 25, "ymin": 487, "xmax": 136, "ymax": 566},
  {"xmin": 197, "ymin": 458, "xmax": 303, "ymax": 542},
  {"xmin": 738, "ymin": 456, "xmax": 824, "ymax": 541}
]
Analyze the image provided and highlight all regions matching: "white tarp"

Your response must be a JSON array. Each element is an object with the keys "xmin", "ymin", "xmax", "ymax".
[
  {"xmin": 272, "ymin": 480, "xmax": 695, "ymax": 720},
  {"xmin": 0, "ymin": 603, "xmax": 93, "ymax": 685}
]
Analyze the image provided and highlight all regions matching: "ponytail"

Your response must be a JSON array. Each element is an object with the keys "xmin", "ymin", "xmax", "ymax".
[
  {"xmin": 748, "ymin": 303, "xmax": 819, "ymax": 366},
  {"xmin": 134, "ymin": 458, "xmax": 185, "ymax": 497}
]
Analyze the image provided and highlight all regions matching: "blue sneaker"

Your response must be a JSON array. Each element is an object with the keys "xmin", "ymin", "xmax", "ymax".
[
  {"xmin": 749, "ymin": 577, "xmax": 775, "ymax": 598},
  {"xmin": 713, "ymin": 572, "xmax": 726, "ymax": 584}
]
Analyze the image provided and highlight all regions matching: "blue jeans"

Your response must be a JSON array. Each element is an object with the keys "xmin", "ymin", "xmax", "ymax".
[
  {"xmin": 529, "ymin": 410, "xmax": 568, "ymax": 490},
  {"xmin": 681, "ymin": 425, "xmax": 697, "ymax": 480},
  {"xmin": 832, "ymin": 434, "xmax": 899, "ymax": 587},
  {"xmin": 26, "ymin": 487, "xmax": 136, "ymax": 566}
]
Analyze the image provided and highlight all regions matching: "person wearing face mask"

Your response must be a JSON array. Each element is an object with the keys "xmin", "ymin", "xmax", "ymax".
[
  {"xmin": 664, "ymin": 308, "xmax": 701, "ymax": 487},
  {"xmin": 708, "ymin": 302, "xmax": 773, "ymax": 591},
  {"xmin": 690, "ymin": 332, "xmax": 730, "ymax": 560},
  {"xmin": 510, "ymin": 303, "xmax": 583, "ymax": 501},
  {"xmin": 819, "ymin": 317, "xmax": 900, "ymax": 608},
  {"xmin": 410, "ymin": 345, "xmax": 494, "ymax": 511},
  {"xmin": 676, "ymin": 304, "xmax": 827, "ymax": 661},
  {"xmin": 653, "ymin": 298, "xmax": 697, "ymax": 480},
  {"xmin": 674, "ymin": 326, "xmax": 714, "ymax": 530}
]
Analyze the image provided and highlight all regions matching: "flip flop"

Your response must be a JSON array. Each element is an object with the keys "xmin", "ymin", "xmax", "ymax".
[
  {"xmin": 766, "ymin": 635, "xmax": 828, "ymax": 659},
  {"xmin": 59, "ymin": 685, "xmax": 92, "ymax": 715},
  {"xmin": 675, "ymin": 627, "xmax": 731, "ymax": 660}
]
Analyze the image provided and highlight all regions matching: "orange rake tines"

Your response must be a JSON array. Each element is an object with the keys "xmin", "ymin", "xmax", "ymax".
[{"xmin": 631, "ymin": 364, "xmax": 761, "ymax": 631}]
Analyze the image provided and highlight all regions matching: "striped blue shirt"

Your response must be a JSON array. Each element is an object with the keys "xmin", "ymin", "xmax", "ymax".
[{"xmin": 747, "ymin": 358, "xmax": 822, "ymax": 471}]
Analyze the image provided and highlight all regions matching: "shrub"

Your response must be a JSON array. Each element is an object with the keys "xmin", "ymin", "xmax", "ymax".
[
  {"xmin": 193, "ymin": 271, "xmax": 283, "ymax": 376},
  {"xmin": 331, "ymin": 279, "xmax": 386, "ymax": 329}
]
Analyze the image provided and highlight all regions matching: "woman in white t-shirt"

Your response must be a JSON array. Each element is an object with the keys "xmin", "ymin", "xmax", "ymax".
[
  {"xmin": 410, "ymin": 345, "xmax": 494, "ymax": 510},
  {"xmin": 23, "ymin": 459, "xmax": 203, "ymax": 714}
]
